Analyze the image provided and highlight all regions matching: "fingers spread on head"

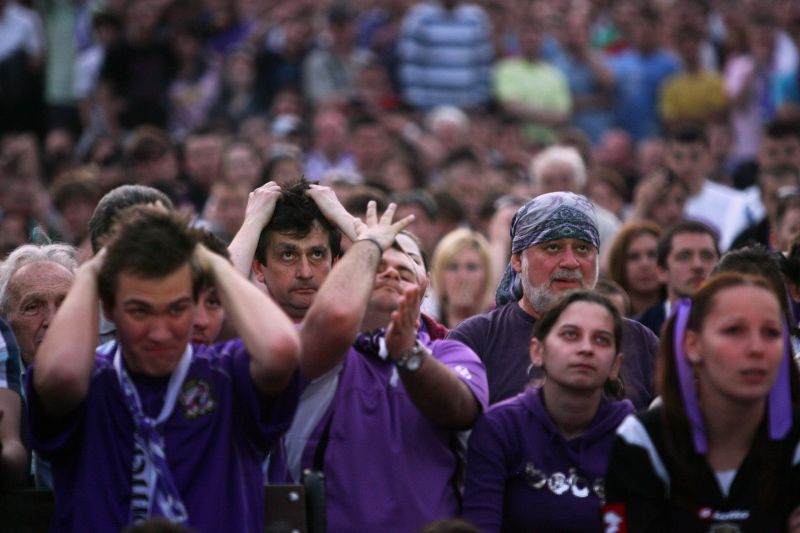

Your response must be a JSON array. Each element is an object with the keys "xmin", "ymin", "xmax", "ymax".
[
  {"xmin": 380, "ymin": 202, "xmax": 397, "ymax": 225},
  {"xmin": 393, "ymin": 214, "xmax": 415, "ymax": 232},
  {"xmin": 366, "ymin": 201, "xmax": 378, "ymax": 225}
]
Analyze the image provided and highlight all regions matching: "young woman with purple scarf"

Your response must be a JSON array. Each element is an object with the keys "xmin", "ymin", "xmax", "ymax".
[
  {"xmin": 462, "ymin": 290, "xmax": 633, "ymax": 532},
  {"xmin": 605, "ymin": 273, "xmax": 800, "ymax": 532}
]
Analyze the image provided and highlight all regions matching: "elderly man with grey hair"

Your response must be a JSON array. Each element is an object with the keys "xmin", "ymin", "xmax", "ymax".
[
  {"xmin": 0, "ymin": 243, "xmax": 78, "ymax": 367},
  {"xmin": 448, "ymin": 191, "xmax": 658, "ymax": 409},
  {"xmin": 0, "ymin": 242, "xmax": 77, "ymax": 488}
]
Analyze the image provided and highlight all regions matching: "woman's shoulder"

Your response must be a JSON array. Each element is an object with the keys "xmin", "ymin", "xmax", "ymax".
[
  {"xmin": 484, "ymin": 388, "xmax": 539, "ymax": 418},
  {"xmin": 613, "ymin": 406, "xmax": 668, "ymax": 455},
  {"xmin": 476, "ymin": 389, "xmax": 548, "ymax": 435}
]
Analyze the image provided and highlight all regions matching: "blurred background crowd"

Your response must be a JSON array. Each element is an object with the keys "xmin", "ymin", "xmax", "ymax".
[{"xmin": 2, "ymin": 0, "xmax": 800, "ymax": 323}]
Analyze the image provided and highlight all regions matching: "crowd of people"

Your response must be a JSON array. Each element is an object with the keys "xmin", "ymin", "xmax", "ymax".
[{"xmin": 3, "ymin": 0, "xmax": 800, "ymax": 531}]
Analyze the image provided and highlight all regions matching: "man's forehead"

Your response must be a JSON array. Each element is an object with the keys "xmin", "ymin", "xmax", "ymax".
[
  {"xmin": 269, "ymin": 227, "xmax": 331, "ymax": 249},
  {"xmin": 531, "ymin": 237, "xmax": 595, "ymax": 249},
  {"xmin": 384, "ymin": 247, "xmax": 417, "ymax": 273},
  {"xmin": 116, "ymin": 268, "xmax": 194, "ymax": 304},
  {"xmin": 9, "ymin": 262, "xmax": 74, "ymax": 293},
  {"xmin": 669, "ymin": 142, "xmax": 704, "ymax": 153},
  {"xmin": 671, "ymin": 231, "xmax": 715, "ymax": 249},
  {"xmin": 396, "ymin": 235, "xmax": 424, "ymax": 264}
]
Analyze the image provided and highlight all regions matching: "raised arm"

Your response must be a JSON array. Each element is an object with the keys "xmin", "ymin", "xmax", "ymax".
[
  {"xmin": 385, "ymin": 286, "xmax": 482, "ymax": 429},
  {"xmin": 195, "ymin": 244, "xmax": 300, "ymax": 396},
  {"xmin": 32, "ymin": 252, "xmax": 103, "ymax": 416},
  {"xmin": 228, "ymin": 181, "xmax": 281, "ymax": 277},
  {"xmin": 298, "ymin": 202, "xmax": 413, "ymax": 379}
]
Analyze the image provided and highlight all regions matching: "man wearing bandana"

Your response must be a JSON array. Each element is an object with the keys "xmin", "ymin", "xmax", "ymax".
[
  {"xmin": 25, "ymin": 207, "xmax": 304, "ymax": 532},
  {"xmin": 449, "ymin": 191, "xmax": 659, "ymax": 408}
]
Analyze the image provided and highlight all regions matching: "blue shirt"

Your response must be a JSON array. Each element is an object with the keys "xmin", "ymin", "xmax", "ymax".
[{"xmin": 609, "ymin": 49, "xmax": 680, "ymax": 141}]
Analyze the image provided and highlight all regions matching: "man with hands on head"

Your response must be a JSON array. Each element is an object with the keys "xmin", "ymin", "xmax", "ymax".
[
  {"xmin": 228, "ymin": 179, "xmax": 348, "ymax": 322},
  {"xmin": 27, "ymin": 207, "xmax": 303, "ymax": 533},
  {"xmin": 269, "ymin": 201, "xmax": 489, "ymax": 533}
]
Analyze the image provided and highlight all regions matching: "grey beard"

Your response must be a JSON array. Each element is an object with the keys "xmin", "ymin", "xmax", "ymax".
[{"xmin": 523, "ymin": 278, "xmax": 556, "ymax": 314}]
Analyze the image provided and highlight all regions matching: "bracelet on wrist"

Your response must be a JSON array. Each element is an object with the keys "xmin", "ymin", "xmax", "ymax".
[{"xmin": 357, "ymin": 237, "xmax": 384, "ymax": 255}]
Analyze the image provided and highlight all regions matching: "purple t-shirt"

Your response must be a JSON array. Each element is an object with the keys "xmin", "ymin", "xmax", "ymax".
[
  {"xmin": 290, "ymin": 331, "xmax": 488, "ymax": 533},
  {"xmin": 448, "ymin": 302, "xmax": 658, "ymax": 409},
  {"xmin": 462, "ymin": 388, "xmax": 634, "ymax": 532},
  {"xmin": 27, "ymin": 340, "xmax": 301, "ymax": 533}
]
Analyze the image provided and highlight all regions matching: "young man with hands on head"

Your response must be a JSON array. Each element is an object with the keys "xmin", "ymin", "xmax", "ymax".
[{"xmin": 26, "ymin": 206, "xmax": 304, "ymax": 533}]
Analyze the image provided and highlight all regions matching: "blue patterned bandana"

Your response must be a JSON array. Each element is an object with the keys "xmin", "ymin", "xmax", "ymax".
[{"xmin": 496, "ymin": 192, "xmax": 599, "ymax": 306}]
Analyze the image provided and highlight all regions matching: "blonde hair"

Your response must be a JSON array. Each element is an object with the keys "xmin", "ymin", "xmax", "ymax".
[{"xmin": 431, "ymin": 228, "xmax": 493, "ymax": 311}]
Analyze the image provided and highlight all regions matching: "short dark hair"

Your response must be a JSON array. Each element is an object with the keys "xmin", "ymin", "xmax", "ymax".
[
  {"xmin": 254, "ymin": 181, "xmax": 342, "ymax": 264},
  {"xmin": 98, "ymin": 207, "xmax": 200, "ymax": 309},
  {"xmin": 764, "ymin": 119, "xmax": 800, "ymax": 141},
  {"xmin": 50, "ymin": 168, "xmax": 101, "ymax": 211},
  {"xmin": 89, "ymin": 185, "xmax": 174, "ymax": 253},
  {"xmin": 123, "ymin": 126, "xmax": 173, "ymax": 167},
  {"xmin": 190, "ymin": 227, "xmax": 231, "ymax": 290},
  {"xmin": 191, "ymin": 227, "xmax": 230, "ymax": 261},
  {"xmin": 656, "ymin": 220, "xmax": 719, "ymax": 269},
  {"xmin": 594, "ymin": 278, "xmax": 631, "ymax": 316},
  {"xmin": 432, "ymin": 190, "xmax": 466, "ymax": 226},
  {"xmin": 711, "ymin": 244, "xmax": 790, "ymax": 318},
  {"xmin": 441, "ymin": 147, "xmax": 481, "ymax": 171},
  {"xmin": 342, "ymin": 186, "xmax": 389, "ymax": 216},
  {"xmin": 349, "ymin": 114, "xmax": 381, "ymax": 135},
  {"xmin": 391, "ymin": 189, "xmax": 438, "ymax": 220},
  {"xmin": 667, "ymin": 126, "xmax": 708, "ymax": 148},
  {"xmin": 784, "ymin": 237, "xmax": 800, "ymax": 286}
]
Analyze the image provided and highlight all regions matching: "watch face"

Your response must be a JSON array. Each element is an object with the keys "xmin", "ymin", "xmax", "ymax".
[{"xmin": 405, "ymin": 354, "xmax": 422, "ymax": 372}]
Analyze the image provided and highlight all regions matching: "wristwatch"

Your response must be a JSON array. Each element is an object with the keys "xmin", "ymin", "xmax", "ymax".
[{"xmin": 395, "ymin": 340, "xmax": 427, "ymax": 373}]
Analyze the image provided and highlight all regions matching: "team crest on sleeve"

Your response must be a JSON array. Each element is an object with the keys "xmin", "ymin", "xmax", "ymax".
[{"xmin": 179, "ymin": 379, "xmax": 216, "ymax": 419}]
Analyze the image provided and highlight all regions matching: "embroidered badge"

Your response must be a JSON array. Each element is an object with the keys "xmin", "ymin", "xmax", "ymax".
[{"xmin": 179, "ymin": 379, "xmax": 216, "ymax": 419}]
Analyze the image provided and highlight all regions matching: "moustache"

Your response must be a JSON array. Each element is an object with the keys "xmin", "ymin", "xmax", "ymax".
[{"xmin": 549, "ymin": 270, "xmax": 583, "ymax": 282}]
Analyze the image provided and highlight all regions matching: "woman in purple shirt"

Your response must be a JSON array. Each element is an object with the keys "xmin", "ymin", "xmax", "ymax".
[{"xmin": 462, "ymin": 290, "xmax": 633, "ymax": 532}]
